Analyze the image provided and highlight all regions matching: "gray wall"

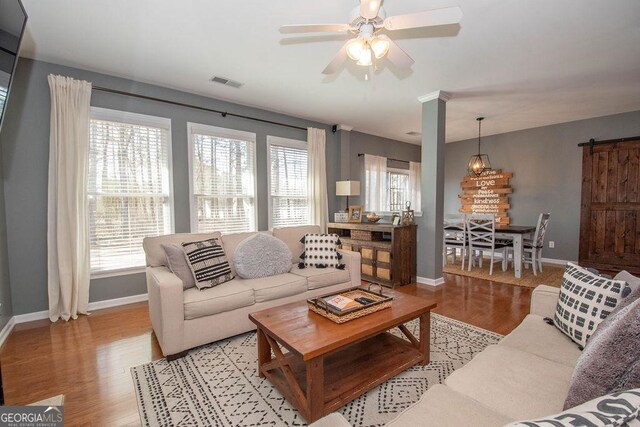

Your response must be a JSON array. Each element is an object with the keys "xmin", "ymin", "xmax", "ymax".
[
  {"xmin": 0, "ymin": 147, "xmax": 13, "ymax": 330},
  {"xmin": 0, "ymin": 58, "xmax": 341, "ymax": 315},
  {"xmin": 344, "ymin": 131, "xmax": 421, "ymax": 207},
  {"xmin": 444, "ymin": 110, "xmax": 640, "ymax": 261}
]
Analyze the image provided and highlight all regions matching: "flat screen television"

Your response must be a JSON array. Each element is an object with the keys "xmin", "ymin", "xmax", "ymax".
[{"xmin": 0, "ymin": 0, "xmax": 28, "ymax": 133}]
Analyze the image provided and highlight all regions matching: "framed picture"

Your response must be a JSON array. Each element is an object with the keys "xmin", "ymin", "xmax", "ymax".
[
  {"xmin": 348, "ymin": 205, "xmax": 363, "ymax": 223},
  {"xmin": 392, "ymin": 213, "xmax": 401, "ymax": 226}
]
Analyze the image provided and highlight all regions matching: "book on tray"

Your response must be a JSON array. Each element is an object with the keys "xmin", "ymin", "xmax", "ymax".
[{"xmin": 323, "ymin": 295, "xmax": 361, "ymax": 311}]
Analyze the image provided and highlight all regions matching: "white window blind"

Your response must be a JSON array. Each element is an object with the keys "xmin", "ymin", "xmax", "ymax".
[
  {"xmin": 88, "ymin": 108, "xmax": 173, "ymax": 274},
  {"xmin": 268, "ymin": 137, "xmax": 309, "ymax": 228},
  {"xmin": 189, "ymin": 123, "xmax": 256, "ymax": 234},
  {"xmin": 0, "ymin": 71, "xmax": 9, "ymax": 119}
]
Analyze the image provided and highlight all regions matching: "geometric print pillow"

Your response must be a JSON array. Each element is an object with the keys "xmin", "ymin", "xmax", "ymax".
[
  {"xmin": 505, "ymin": 388, "xmax": 640, "ymax": 427},
  {"xmin": 299, "ymin": 233, "xmax": 345, "ymax": 269},
  {"xmin": 182, "ymin": 238, "xmax": 234, "ymax": 290},
  {"xmin": 554, "ymin": 262, "xmax": 629, "ymax": 348}
]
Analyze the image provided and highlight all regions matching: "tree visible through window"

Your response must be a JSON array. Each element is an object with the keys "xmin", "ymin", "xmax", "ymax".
[
  {"xmin": 189, "ymin": 124, "xmax": 256, "ymax": 234},
  {"xmin": 268, "ymin": 137, "xmax": 308, "ymax": 228},
  {"xmin": 88, "ymin": 109, "xmax": 173, "ymax": 274}
]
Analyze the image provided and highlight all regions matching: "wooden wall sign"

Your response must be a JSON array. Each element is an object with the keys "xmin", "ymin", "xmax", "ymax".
[{"xmin": 459, "ymin": 169, "xmax": 513, "ymax": 226}]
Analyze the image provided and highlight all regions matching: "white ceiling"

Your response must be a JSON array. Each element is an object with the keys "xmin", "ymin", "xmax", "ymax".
[{"xmin": 19, "ymin": 0, "xmax": 640, "ymax": 143}]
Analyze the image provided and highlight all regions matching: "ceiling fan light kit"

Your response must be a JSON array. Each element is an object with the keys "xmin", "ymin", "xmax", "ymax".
[{"xmin": 279, "ymin": 0, "xmax": 462, "ymax": 76}]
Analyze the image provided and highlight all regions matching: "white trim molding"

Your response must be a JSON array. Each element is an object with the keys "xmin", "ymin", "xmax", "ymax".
[
  {"xmin": 418, "ymin": 90, "xmax": 452, "ymax": 104},
  {"xmin": 337, "ymin": 124, "xmax": 353, "ymax": 131},
  {"xmin": 0, "ymin": 317, "xmax": 16, "ymax": 348},
  {"xmin": 416, "ymin": 276, "xmax": 445, "ymax": 287},
  {"xmin": 12, "ymin": 293, "xmax": 149, "ymax": 325}
]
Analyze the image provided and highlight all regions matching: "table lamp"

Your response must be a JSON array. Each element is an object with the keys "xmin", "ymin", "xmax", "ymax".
[{"xmin": 336, "ymin": 180, "xmax": 360, "ymax": 211}]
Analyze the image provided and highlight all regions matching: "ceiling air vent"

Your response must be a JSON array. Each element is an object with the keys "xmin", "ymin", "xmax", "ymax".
[
  {"xmin": 210, "ymin": 76, "xmax": 243, "ymax": 88},
  {"xmin": 406, "ymin": 131, "xmax": 421, "ymax": 136}
]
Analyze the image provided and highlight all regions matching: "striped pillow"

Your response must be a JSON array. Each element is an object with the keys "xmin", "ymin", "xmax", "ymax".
[{"xmin": 182, "ymin": 239, "xmax": 234, "ymax": 290}]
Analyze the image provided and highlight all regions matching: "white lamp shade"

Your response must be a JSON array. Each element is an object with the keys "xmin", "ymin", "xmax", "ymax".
[{"xmin": 336, "ymin": 180, "xmax": 361, "ymax": 196}]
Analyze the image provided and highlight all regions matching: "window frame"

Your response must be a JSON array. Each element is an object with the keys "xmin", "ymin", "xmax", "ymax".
[
  {"xmin": 89, "ymin": 107, "xmax": 175, "ymax": 278},
  {"xmin": 187, "ymin": 122, "xmax": 258, "ymax": 234},
  {"xmin": 266, "ymin": 135, "xmax": 309, "ymax": 229},
  {"xmin": 387, "ymin": 167, "xmax": 410, "ymax": 213}
]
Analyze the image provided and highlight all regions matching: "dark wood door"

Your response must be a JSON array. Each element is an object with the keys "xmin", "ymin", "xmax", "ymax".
[{"xmin": 579, "ymin": 137, "xmax": 640, "ymax": 276}]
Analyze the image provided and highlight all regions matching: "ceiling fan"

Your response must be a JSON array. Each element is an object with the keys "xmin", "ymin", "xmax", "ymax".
[{"xmin": 279, "ymin": 0, "xmax": 462, "ymax": 75}]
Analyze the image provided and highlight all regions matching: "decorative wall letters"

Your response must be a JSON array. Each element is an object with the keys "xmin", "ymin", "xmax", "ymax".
[{"xmin": 459, "ymin": 169, "xmax": 513, "ymax": 226}]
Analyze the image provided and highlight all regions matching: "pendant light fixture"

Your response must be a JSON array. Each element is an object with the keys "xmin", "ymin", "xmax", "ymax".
[{"xmin": 467, "ymin": 117, "xmax": 491, "ymax": 176}]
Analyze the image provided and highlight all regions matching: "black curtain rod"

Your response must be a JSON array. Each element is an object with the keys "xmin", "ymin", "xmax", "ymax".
[
  {"xmin": 357, "ymin": 153, "xmax": 410, "ymax": 164},
  {"xmin": 92, "ymin": 86, "xmax": 308, "ymax": 132}
]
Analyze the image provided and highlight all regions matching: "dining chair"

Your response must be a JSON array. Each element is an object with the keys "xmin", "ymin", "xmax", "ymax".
[
  {"xmin": 522, "ymin": 212, "xmax": 551, "ymax": 276},
  {"xmin": 443, "ymin": 215, "xmax": 467, "ymax": 269},
  {"xmin": 466, "ymin": 214, "xmax": 511, "ymax": 275}
]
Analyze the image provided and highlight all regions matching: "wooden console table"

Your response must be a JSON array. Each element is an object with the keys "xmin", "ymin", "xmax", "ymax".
[{"xmin": 328, "ymin": 222, "xmax": 416, "ymax": 288}]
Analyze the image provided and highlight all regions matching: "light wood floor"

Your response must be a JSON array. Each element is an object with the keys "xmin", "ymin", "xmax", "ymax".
[{"xmin": 0, "ymin": 273, "xmax": 533, "ymax": 426}]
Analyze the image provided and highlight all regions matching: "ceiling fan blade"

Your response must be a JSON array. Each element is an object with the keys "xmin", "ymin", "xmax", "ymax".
[
  {"xmin": 384, "ymin": 6, "xmax": 462, "ymax": 31},
  {"xmin": 322, "ymin": 41, "xmax": 350, "ymax": 75},
  {"xmin": 360, "ymin": 0, "xmax": 382, "ymax": 20},
  {"xmin": 279, "ymin": 24, "xmax": 350, "ymax": 34},
  {"xmin": 381, "ymin": 36, "xmax": 415, "ymax": 69}
]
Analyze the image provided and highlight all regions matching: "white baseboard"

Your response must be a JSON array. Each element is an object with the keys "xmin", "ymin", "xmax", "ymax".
[
  {"xmin": 14, "ymin": 310, "xmax": 48, "ymax": 323},
  {"xmin": 541, "ymin": 257, "xmax": 573, "ymax": 266},
  {"xmin": 88, "ymin": 293, "xmax": 148, "ymax": 311},
  {"xmin": 416, "ymin": 276, "xmax": 445, "ymax": 287},
  {"xmin": 12, "ymin": 293, "xmax": 149, "ymax": 325},
  {"xmin": 0, "ymin": 316, "xmax": 16, "ymax": 348}
]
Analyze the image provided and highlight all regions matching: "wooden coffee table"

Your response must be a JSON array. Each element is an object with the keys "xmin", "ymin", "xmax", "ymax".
[{"xmin": 248, "ymin": 288, "xmax": 437, "ymax": 423}]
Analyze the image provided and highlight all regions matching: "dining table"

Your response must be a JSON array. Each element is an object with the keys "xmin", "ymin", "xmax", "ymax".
[{"xmin": 444, "ymin": 224, "xmax": 537, "ymax": 279}]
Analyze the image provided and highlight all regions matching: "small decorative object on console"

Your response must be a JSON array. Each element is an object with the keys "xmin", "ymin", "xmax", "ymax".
[
  {"xmin": 348, "ymin": 205, "xmax": 363, "ymax": 223},
  {"xmin": 366, "ymin": 212, "xmax": 381, "ymax": 223},
  {"xmin": 402, "ymin": 201, "xmax": 415, "ymax": 225},
  {"xmin": 334, "ymin": 212, "xmax": 349, "ymax": 223}
]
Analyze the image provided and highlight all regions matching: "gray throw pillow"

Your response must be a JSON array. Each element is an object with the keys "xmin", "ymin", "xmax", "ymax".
[
  {"xmin": 233, "ymin": 234, "xmax": 292, "ymax": 279},
  {"xmin": 161, "ymin": 243, "xmax": 196, "ymax": 290},
  {"xmin": 563, "ymin": 294, "xmax": 640, "ymax": 409},
  {"xmin": 615, "ymin": 270, "xmax": 640, "ymax": 298}
]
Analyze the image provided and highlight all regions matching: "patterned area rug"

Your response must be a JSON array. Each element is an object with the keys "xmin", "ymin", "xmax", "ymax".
[{"xmin": 131, "ymin": 314, "xmax": 502, "ymax": 427}]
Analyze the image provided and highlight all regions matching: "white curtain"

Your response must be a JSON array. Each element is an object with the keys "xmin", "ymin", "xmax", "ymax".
[
  {"xmin": 364, "ymin": 154, "xmax": 388, "ymax": 212},
  {"xmin": 409, "ymin": 161, "xmax": 422, "ymax": 213},
  {"xmin": 307, "ymin": 127, "xmax": 328, "ymax": 231},
  {"xmin": 47, "ymin": 75, "xmax": 92, "ymax": 322}
]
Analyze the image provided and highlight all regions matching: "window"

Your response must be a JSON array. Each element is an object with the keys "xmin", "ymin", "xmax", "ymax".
[
  {"xmin": 268, "ymin": 136, "xmax": 309, "ymax": 228},
  {"xmin": 0, "ymin": 71, "xmax": 9, "ymax": 119},
  {"xmin": 88, "ymin": 108, "xmax": 173, "ymax": 275},
  {"xmin": 188, "ymin": 123, "xmax": 256, "ymax": 234},
  {"xmin": 388, "ymin": 169, "xmax": 410, "ymax": 211}
]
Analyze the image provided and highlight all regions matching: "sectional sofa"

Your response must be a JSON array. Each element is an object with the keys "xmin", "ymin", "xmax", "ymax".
[{"xmin": 311, "ymin": 284, "xmax": 590, "ymax": 426}]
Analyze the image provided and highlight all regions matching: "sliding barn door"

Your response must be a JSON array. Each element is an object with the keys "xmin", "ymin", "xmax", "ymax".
[{"xmin": 579, "ymin": 137, "xmax": 640, "ymax": 276}]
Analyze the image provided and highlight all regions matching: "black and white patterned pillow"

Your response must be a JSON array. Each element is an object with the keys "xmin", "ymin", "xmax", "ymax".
[
  {"xmin": 299, "ymin": 233, "xmax": 344, "ymax": 269},
  {"xmin": 182, "ymin": 238, "xmax": 234, "ymax": 290},
  {"xmin": 506, "ymin": 388, "xmax": 640, "ymax": 427},
  {"xmin": 554, "ymin": 262, "xmax": 629, "ymax": 348}
]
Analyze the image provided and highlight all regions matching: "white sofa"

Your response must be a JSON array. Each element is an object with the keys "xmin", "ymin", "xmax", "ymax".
[
  {"xmin": 143, "ymin": 225, "xmax": 361, "ymax": 359},
  {"xmin": 312, "ymin": 284, "xmax": 584, "ymax": 426}
]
